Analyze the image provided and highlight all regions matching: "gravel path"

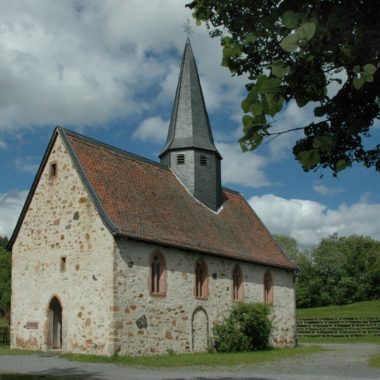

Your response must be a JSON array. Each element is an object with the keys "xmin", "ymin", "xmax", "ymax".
[{"xmin": 0, "ymin": 344, "xmax": 379, "ymax": 380}]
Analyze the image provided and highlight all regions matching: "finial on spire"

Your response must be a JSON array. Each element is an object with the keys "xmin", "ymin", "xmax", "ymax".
[{"xmin": 182, "ymin": 17, "xmax": 194, "ymax": 39}]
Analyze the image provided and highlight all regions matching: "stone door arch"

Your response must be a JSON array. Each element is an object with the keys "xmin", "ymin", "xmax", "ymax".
[
  {"xmin": 191, "ymin": 306, "xmax": 209, "ymax": 352},
  {"xmin": 48, "ymin": 296, "xmax": 62, "ymax": 349}
]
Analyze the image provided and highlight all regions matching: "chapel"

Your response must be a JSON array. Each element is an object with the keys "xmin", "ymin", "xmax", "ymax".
[{"xmin": 8, "ymin": 40, "xmax": 297, "ymax": 355}]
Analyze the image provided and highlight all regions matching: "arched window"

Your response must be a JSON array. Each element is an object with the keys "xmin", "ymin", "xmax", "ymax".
[
  {"xmin": 232, "ymin": 264, "xmax": 244, "ymax": 301},
  {"xmin": 150, "ymin": 251, "xmax": 166, "ymax": 296},
  {"xmin": 264, "ymin": 271, "xmax": 274, "ymax": 305},
  {"xmin": 195, "ymin": 258, "xmax": 208, "ymax": 299}
]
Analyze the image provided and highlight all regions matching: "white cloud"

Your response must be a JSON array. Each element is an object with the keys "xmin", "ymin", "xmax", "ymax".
[
  {"xmin": 266, "ymin": 101, "xmax": 315, "ymax": 160},
  {"xmin": 0, "ymin": 1, "xmax": 245, "ymax": 135},
  {"xmin": 133, "ymin": 116, "xmax": 169, "ymax": 143},
  {"xmin": 217, "ymin": 142, "xmax": 270, "ymax": 188},
  {"xmin": 0, "ymin": 190, "xmax": 28, "ymax": 238},
  {"xmin": 249, "ymin": 194, "xmax": 380, "ymax": 247},
  {"xmin": 14, "ymin": 157, "xmax": 39, "ymax": 174},
  {"xmin": 313, "ymin": 183, "xmax": 345, "ymax": 197}
]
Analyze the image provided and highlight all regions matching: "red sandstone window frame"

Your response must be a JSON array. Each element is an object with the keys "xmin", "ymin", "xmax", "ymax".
[
  {"xmin": 194, "ymin": 258, "xmax": 208, "ymax": 300},
  {"xmin": 49, "ymin": 161, "xmax": 58, "ymax": 180},
  {"xmin": 264, "ymin": 271, "xmax": 274, "ymax": 305},
  {"xmin": 232, "ymin": 264, "xmax": 244, "ymax": 302},
  {"xmin": 149, "ymin": 250, "xmax": 167, "ymax": 297}
]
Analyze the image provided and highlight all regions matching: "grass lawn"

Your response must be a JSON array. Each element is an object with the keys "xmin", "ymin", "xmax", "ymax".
[
  {"xmin": 369, "ymin": 353, "xmax": 380, "ymax": 368},
  {"xmin": 299, "ymin": 335, "xmax": 380, "ymax": 344},
  {"xmin": 62, "ymin": 345, "xmax": 325, "ymax": 368},
  {"xmin": 0, "ymin": 318, "xmax": 8, "ymax": 328},
  {"xmin": 0, "ymin": 345, "xmax": 44, "ymax": 356},
  {"xmin": 297, "ymin": 300, "xmax": 380, "ymax": 319}
]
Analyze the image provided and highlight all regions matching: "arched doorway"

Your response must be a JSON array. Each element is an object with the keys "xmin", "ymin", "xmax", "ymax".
[
  {"xmin": 191, "ymin": 306, "xmax": 209, "ymax": 352},
  {"xmin": 48, "ymin": 297, "xmax": 62, "ymax": 349}
]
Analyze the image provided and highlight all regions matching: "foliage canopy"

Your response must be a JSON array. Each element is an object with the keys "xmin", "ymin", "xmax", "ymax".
[
  {"xmin": 275, "ymin": 234, "xmax": 380, "ymax": 308},
  {"xmin": 187, "ymin": 0, "xmax": 380, "ymax": 175}
]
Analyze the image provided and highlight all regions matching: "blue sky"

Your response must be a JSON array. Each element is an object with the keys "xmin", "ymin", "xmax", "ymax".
[{"xmin": 0, "ymin": 0, "xmax": 379, "ymax": 247}]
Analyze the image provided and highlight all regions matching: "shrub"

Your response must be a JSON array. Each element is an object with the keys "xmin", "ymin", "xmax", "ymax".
[{"xmin": 213, "ymin": 303, "xmax": 272, "ymax": 352}]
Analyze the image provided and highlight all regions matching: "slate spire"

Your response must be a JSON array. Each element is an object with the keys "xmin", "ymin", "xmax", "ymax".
[
  {"xmin": 160, "ymin": 39, "xmax": 222, "ymax": 211},
  {"xmin": 160, "ymin": 39, "xmax": 221, "ymax": 157}
]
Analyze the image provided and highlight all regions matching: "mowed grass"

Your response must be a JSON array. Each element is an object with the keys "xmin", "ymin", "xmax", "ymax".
[
  {"xmin": 0, "ymin": 345, "xmax": 44, "ymax": 356},
  {"xmin": 62, "ymin": 345, "xmax": 325, "ymax": 368},
  {"xmin": 297, "ymin": 300, "xmax": 380, "ymax": 318},
  {"xmin": 299, "ymin": 336, "xmax": 380, "ymax": 344},
  {"xmin": 369, "ymin": 353, "xmax": 380, "ymax": 368}
]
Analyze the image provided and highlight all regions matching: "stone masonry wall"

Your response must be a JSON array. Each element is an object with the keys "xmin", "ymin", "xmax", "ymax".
[
  {"xmin": 11, "ymin": 135, "xmax": 116, "ymax": 355},
  {"xmin": 113, "ymin": 239, "xmax": 296, "ymax": 356}
]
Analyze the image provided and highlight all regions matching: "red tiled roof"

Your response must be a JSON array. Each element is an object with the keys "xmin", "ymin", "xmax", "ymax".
[{"xmin": 65, "ymin": 130, "xmax": 296, "ymax": 270}]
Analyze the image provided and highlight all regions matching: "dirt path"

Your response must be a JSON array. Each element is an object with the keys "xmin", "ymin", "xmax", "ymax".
[{"xmin": 0, "ymin": 344, "xmax": 379, "ymax": 380}]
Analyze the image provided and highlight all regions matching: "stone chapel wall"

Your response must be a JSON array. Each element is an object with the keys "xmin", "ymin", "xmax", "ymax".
[
  {"xmin": 11, "ymin": 135, "xmax": 116, "ymax": 355},
  {"xmin": 113, "ymin": 239, "xmax": 296, "ymax": 356}
]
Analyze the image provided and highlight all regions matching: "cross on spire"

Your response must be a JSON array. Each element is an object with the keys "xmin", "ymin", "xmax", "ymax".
[{"xmin": 182, "ymin": 17, "xmax": 194, "ymax": 38}]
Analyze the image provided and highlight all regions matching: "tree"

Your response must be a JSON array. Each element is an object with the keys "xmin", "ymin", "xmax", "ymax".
[
  {"xmin": 0, "ymin": 236, "xmax": 11, "ymax": 318},
  {"xmin": 187, "ymin": 1, "xmax": 380, "ymax": 175},
  {"xmin": 296, "ymin": 234, "xmax": 380, "ymax": 307}
]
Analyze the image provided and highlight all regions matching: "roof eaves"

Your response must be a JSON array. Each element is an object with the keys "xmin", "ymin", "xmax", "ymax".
[
  {"xmin": 114, "ymin": 232, "xmax": 297, "ymax": 271},
  {"xmin": 58, "ymin": 128, "xmax": 120, "ymax": 236}
]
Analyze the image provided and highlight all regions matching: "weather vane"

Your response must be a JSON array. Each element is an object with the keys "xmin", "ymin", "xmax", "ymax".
[{"xmin": 182, "ymin": 17, "xmax": 194, "ymax": 38}]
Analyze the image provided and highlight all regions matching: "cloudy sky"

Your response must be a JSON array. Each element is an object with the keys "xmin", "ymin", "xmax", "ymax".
[{"xmin": 0, "ymin": 0, "xmax": 379, "ymax": 248}]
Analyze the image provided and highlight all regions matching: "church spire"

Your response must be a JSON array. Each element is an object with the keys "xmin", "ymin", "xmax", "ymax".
[
  {"xmin": 159, "ymin": 39, "xmax": 221, "ymax": 158},
  {"xmin": 160, "ymin": 40, "xmax": 222, "ymax": 211}
]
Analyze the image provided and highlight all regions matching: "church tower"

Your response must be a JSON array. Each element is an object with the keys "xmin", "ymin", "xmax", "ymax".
[{"xmin": 159, "ymin": 39, "xmax": 222, "ymax": 211}]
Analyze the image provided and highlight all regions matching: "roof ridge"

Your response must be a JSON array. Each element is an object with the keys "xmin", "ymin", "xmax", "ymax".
[
  {"xmin": 60, "ymin": 127, "xmax": 170, "ymax": 172},
  {"xmin": 222, "ymin": 186, "xmax": 242, "ymax": 196}
]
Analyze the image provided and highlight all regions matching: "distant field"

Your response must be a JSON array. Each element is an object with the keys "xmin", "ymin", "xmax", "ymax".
[{"xmin": 297, "ymin": 300, "xmax": 380, "ymax": 319}]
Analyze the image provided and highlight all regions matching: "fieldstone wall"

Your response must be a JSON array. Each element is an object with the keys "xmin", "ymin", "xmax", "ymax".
[
  {"xmin": 11, "ymin": 135, "xmax": 116, "ymax": 355},
  {"xmin": 113, "ymin": 239, "xmax": 296, "ymax": 356}
]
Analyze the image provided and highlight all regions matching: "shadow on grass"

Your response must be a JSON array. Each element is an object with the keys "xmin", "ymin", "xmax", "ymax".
[{"xmin": 0, "ymin": 366, "xmax": 104, "ymax": 379}]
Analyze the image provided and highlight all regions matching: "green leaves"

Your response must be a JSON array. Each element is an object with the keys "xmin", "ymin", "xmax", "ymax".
[
  {"xmin": 353, "ymin": 64, "xmax": 377, "ymax": 89},
  {"xmin": 259, "ymin": 77, "xmax": 282, "ymax": 94},
  {"xmin": 336, "ymin": 159, "xmax": 349, "ymax": 172},
  {"xmin": 270, "ymin": 60, "xmax": 290, "ymax": 78},
  {"xmin": 191, "ymin": 0, "xmax": 380, "ymax": 175},
  {"xmin": 353, "ymin": 77, "xmax": 365, "ymax": 90},
  {"xmin": 221, "ymin": 37, "xmax": 242, "ymax": 67},
  {"xmin": 251, "ymin": 103, "xmax": 264, "ymax": 116},
  {"xmin": 280, "ymin": 17, "xmax": 317, "ymax": 53},
  {"xmin": 280, "ymin": 34, "xmax": 299, "ymax": 52},
  {"xmin": 297, "ymin": 149, "xmax": 321, "ymax": 169},
  {"xmin": 245, "ymin": 33, "xmax": 257, "ymax": 43},
  {"xmin": 297, "ymin": 22, "xmax": 317, "ymax": 40},
  {"xmin": 282, "ymin": 11, "xmax": 300, "ymax": 29}
]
